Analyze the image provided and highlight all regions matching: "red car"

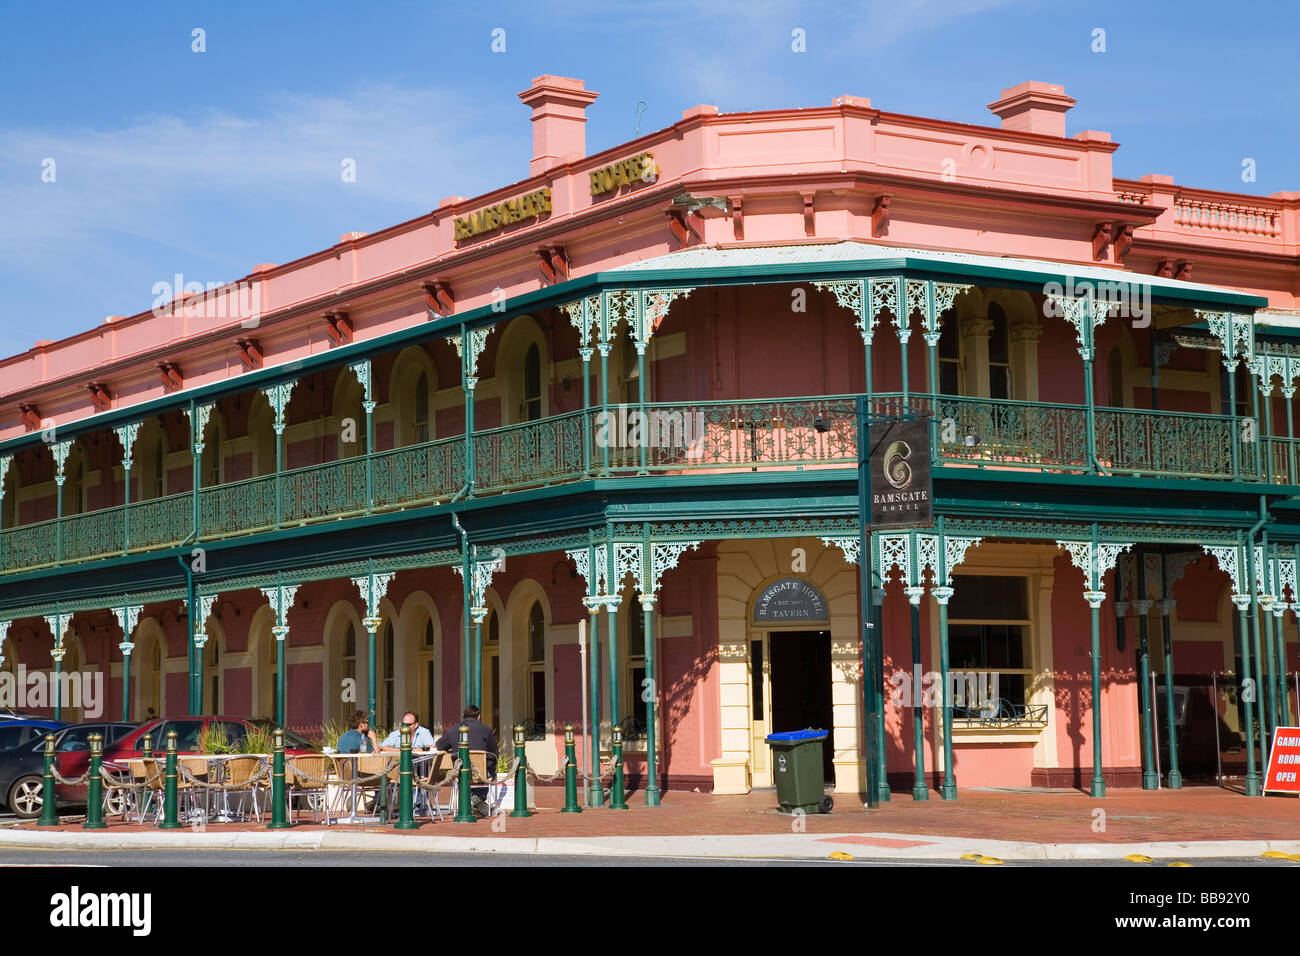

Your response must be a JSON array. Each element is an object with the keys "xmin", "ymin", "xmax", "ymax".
[{"xmin": 101, "ymin": 716, "xmax": 318, "ymax": 764}]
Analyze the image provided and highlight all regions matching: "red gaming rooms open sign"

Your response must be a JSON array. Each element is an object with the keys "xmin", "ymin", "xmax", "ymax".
[{"xmin": 1264, "ymin": 727, "xmax": 1300, "ymax": 795}]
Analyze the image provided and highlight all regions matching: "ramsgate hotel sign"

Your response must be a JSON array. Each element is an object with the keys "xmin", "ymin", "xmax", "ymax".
[{"xmin": 454, "ymin": 153, "xmax": 657, "ymax": 240}]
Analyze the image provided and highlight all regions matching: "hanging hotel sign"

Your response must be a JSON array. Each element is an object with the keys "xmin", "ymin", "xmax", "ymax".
[
  {"xmin": 454, "ymin": 187, "xmax": 552, "ymax": 240},
  {"xmin": 590, "ymin": 152, "xmax": 657, "ymax": 196},
  {"xmin": 869, "ymin": 418, "xmax": 933, "ymax": 529},
  {"xmin": 754, "ymin": 578, "xmax": 829, "ymax": 623}
]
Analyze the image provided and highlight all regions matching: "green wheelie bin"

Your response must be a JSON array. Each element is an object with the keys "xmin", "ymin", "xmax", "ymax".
[{"xmin": 765, "ymin": 729, "xmax": 833, "ymax": 813}]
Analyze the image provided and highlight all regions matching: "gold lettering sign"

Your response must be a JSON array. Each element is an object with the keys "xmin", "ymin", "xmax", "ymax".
[
  {"xmin": 454, "ymin": 188, "xmax": 552, "ymax": 241},
  {"xmin": 590, "ymin": 152, "xmax": 657, "ymax": 196}
]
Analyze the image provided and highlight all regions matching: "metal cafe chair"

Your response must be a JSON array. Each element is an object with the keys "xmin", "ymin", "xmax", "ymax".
[{"xmin": 285, "ymin": 755, "xmax": 333, "ymax": 824}]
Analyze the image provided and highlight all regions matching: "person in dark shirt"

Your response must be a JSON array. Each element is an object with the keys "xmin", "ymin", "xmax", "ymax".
[
  {"xmin": 436, "ymin": 706, "xmax": 498, "ymax": 815},
  {"xmin": 335, "ymin": 710, "xmax": 377, "ymax": 754}
]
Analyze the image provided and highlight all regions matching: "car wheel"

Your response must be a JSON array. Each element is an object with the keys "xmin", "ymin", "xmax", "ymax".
[
  {"xmin": 104, "ymin": 790, "xmax": 127, "ymax": 819},
  {"xmin": 9, "ymin": 776, "xmax": 45, "ymax": 819}
]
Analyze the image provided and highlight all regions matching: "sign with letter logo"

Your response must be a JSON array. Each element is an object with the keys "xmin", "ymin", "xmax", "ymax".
[
  {"xmin": 869, "ymin": 418, "xmax": 932, "ymax": 528},
  {"xmin": 753, "ymin": 578, "xmax": 829, "ymax": 623},
  {"xmin": 1263, "ymin": 727, "xmax": 1300, "ymax": 794}
]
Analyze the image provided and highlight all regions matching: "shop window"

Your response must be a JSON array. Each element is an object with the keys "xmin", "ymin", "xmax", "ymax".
[
  {"xmin": 947, "ymin": 575, "xmax": 1032, "ymax": 715},
  {"xmin": 624, "ymin": 593, "xmax": 647, "ymax": 739}
]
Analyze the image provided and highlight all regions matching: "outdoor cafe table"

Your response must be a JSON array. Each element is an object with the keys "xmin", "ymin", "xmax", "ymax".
[{"xmin": 327, "ymin": 751, "xmax": 436, "ymax": 824}]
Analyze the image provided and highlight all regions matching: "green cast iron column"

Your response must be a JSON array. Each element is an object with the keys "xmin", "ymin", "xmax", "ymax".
[
  {"xmin": 580, "ymin": 349, "xmax": 592, "ymax": 476},
  {"xmin": 1250, "ymin": 373, "xmax": 1262, "ymax": 480},
  {"xmin": 873, "ymin": 583, "xmax": 889, "ymax": 803},
  {"xmin": 642, "ymin": 592, "xmax": 659, "ymax": 806},
  {"xmin": 1227, "ymin": 363, "xmax": 1240, "ymax": 480},
  {"xmin": 120, "ymin": 645, "xmax": 132, "ymax": 722},
  {"xmin": 606, "ymin": 594, "xmax": 620, "ymax": 756},
  {"xmin": 268, "ymin": 729, "xmax": 289, "ymax": 828},
  {"xmin": 273, "ymin": 625, "xmax": 287, "ymax": 729},
  {"xmin": 1260, "ymin": 563, "xmax": 1280, "ymax": 741},
  {"xmin": 455, "ymin": 725, "xmax": 475, "ymax": 822},
  {"xmin": 54, "ymin": 465, "xmax": 64, "ymax": 566},
  {"xmin": 1158, "ymin": 599, "xmax": 1182, "ymax": 788},
  {"xmin": 1084, "ymin": 352, "xmax": 1098, "ymax": 475},
  {"xmin": 365, "ymin": 620, "xmax": 379, "ymax": 732},
  {"xmin": 273, "ymin": 416, "xmax": 284, "ymax": 529},
  {"xmin": 394, "ymin": 723, "xmax": 416, "ymax": 830},
  {"xmin": 1232, "ymin": 583, "xmax": 1260, "ymax": 796},
  {"xmin": 1246, "ymin": 535, "xmax": 1269, "ymax": 755},
  {"xmin": 1135, "ymin": 551, "xmax": 1158, "ymax": 790},
  {"xmin": 1285, "ymin": 386, "xmax": 1297, "ymax": 483},
  {"xmin": 636, "ymin": 340, "xmax": 648, "ymax": 476},
  {"xmin": 364, "ymin": 399, "xmax": 375, "ymax": 513},
  {"xmin": 1262, "ymin": 382, "xmax": 1274, "ymax": 483},
  {"xmin": 472, "ymin": 616, "xmax": 484, "ymax": 709},
  {"xmin": 1087, "ymin": 591, "xmax": 1105, "ymax": 797},
  {"xmin": 460, "ymin": 548, "xmax": 471, "ymax": 707},
  {"xmin": 121, "ymin": 458, "xmax": 132, "ymax": 555},
  {"xmin": 905, "ymin": 531, "xmax": 927, "ymax": 801},
  {"xmin": 1085, "ymin": 527, "xmax": 1106, "ymax": 798},
  {"xmin": 856, "ymin": 399, "xmax": 880, "ymax": 808},
  {"xmin": 585, "ymin": 599, "xmax": 603, "ymax": 807},
  {"xmin": 599, "ymin": 343, "xmax": 611, "ymax": 477}
]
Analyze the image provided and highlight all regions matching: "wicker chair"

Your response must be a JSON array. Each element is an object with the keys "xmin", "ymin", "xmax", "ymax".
[
  {"xmin": 285, "ymin": 755, "xmax": 334, "ymax": 824},
  {"xmin": 414, "ymin": 751, "xmax": 455, "ymax": 822},
  {"xmin": 221, "ymin": 755, "xmax": 266, "ymax": 822},
  {"xmin": 100, "ymin": 762, "xmax": 143, "ymax": 823}
]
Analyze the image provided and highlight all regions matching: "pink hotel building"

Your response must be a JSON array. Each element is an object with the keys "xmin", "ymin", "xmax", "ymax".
[{"xmin": 1, "ymin": 75, "xmax": 1298, "ymax": 801}]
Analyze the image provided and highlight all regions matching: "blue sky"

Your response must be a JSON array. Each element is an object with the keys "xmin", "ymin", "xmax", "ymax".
[{"xmin": 1, "ymin": 0, "xmax": 1296, "ymax": 357}]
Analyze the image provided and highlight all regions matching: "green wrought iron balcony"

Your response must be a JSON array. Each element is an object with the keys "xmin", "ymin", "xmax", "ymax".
[{"xmin": 0, "ymin": 394, "xmax": 1282, "ymax": 575}]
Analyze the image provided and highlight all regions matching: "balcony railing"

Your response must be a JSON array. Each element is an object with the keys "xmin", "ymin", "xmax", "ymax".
[{"xmin": 0, "ymin": 394, "xmax": 1280, "ymax": 574}]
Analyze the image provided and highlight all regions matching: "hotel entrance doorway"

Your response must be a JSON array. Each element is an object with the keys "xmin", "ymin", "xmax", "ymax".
[{"xmin": 767, "ymin": 630, "xmax": 834, "ymax": 784}]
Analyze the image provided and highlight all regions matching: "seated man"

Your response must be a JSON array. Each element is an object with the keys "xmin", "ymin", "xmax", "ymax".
[
  {"xmin": 435, "ymin": 706, "xmax": 499, "ymax": 817},
  {"xmin": 336, "ymin": 711, "xmax": 377, "ymax": 754},
  {"xmin": 378, "ymin": 711, "xmax": 435, "ymax": 751}
]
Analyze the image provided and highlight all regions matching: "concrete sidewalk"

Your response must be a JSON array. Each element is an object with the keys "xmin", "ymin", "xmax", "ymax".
[
  {"xmin": 3, "ymin": 786, "xmax": 1297, "ymax": 862},
  {"xmin": 1, "ymin": 826, "xmax": 1299, "ymax": 862}
]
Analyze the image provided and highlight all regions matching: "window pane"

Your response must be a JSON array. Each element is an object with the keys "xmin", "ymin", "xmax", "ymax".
[
  {"xmin": 531, "ymin": 671, "xmax": 546, "ymax": 729},
  {"xmin": 751, "ymin": 640, "xmax": 764, "ymax": 713},
  {"xmin": 949, "ymin": 576, "xmax": 1028, "ymax": 620},
  {"xmin": 627, "ymin": 596, "xmax": 645, "ymax": 658},
  {"xmin": 0, "ymin": 727, "xmax": 25, "ymax": 751},
  {"xmin": 939, "ymin": 362, "xmax": 959, "ymax": 397},
  {"xmin": 938, "ymin": 312, "xmax": 959, "ymax": 360},
  {"xmin": 988, "ymin": 304, "xmax": 1009, "ymax": 364},
  {"xmin": 989, "ymin": 365, "xmax": 1010, "ymax": 401},
  {"xmin": 528, "ymin": 603, "xmax": 545, "ymax": 663}
]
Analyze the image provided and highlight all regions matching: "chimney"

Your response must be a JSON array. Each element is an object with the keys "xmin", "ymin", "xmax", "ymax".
[
  {"xmin": 518, "ymin": 75, "xmax": 599, "ymax": 177},
  {"xmin": 987, "ymin": 81, "xmax": 1075, "ymax": 138}
]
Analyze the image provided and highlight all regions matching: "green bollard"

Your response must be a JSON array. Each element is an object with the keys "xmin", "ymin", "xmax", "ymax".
[
  {"xmin": 395, "ymin": 722, "xmax": 417, "ymax": 830},
  {"xmin": 38, "ymin": 734, "xmax": 58, "ymax": 827},
  {"xmin": 158, "ymin": 731, "xmax": 181, "ymax": 829},
  {"xmin": 510, "ymin": 723, "xmax": 531, "ymax": 818},
  {"xmin": 268, "ymin": 728, "xmax": 289, "ymax": 829},
  {"xmin": 562, "ymin": 723, "xmax": 582, "ymax": 813},
  {"xmin": 141, "ymin": 733, "xmax": 153, "ymax": 760},
  {"xmin": 610, "ymin": 724, "xmax": 628, "ymax": 810},
  {"xmin": 454, "ymin": 724, "xmax": 475, "ymax": 823},
  {"xmin": 84, "ymin": 734, "xmax": 106, "ymax": 830}
]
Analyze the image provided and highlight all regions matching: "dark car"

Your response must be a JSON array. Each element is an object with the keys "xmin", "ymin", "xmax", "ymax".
[
  {"xmin": 102, "ymin": 716, "xmax": 317, "ymax": 763},
  {"xmin": 1, "ymin": 722, "xmax": 135, "ymax": 819},
  {"xmin": 0, "ymin": 718, "xmax": 70, "ymax": 754}
]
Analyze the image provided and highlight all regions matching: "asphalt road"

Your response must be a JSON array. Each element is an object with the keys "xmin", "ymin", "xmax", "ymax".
[{"xmin": 0, "ymin": 848, "xmax": 1281, "ymax": 866}]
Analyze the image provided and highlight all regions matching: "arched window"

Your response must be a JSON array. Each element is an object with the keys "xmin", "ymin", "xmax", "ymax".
[
  {"xmin": 522, "ymin": 345, "xmax": 541, "ymax": 422},
  {"xmin": 65, "ymin": 457, "xmax": 84, "ymax": 516},
  {"xmin": 414, "ymin": 371, "xmax": 430, "ymax": 444},
  {"xmin": 527, "ymin": 602, "xmax": 546, "ymax": 736}
]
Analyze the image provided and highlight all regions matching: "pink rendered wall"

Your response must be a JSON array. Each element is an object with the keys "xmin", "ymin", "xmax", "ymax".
[
  {"xmin": 1173, "ymin": 641, "xmax": 1225, "ymax": 674},
  {"xmin": 951, "ymin": 743, "xmax": 1036, "ymax": 788},
  {"xmin": 1050, "ymin": 554, "xmax": 1140, "ymax": 776}
]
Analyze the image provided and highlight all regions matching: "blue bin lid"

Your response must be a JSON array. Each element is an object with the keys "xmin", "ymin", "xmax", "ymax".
[{"xmin": 765, "ymin": 729, "xmax": 828, "ymax": 743}]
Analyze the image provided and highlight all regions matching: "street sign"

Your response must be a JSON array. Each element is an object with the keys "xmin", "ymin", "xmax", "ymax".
[
  {"xmin": 869, "ymin": 418, "xmax": 932, "ymax": 529},
  {"xmin": 1263, "ymin": 726, "xmax": 1300, "ymax": 795}
]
